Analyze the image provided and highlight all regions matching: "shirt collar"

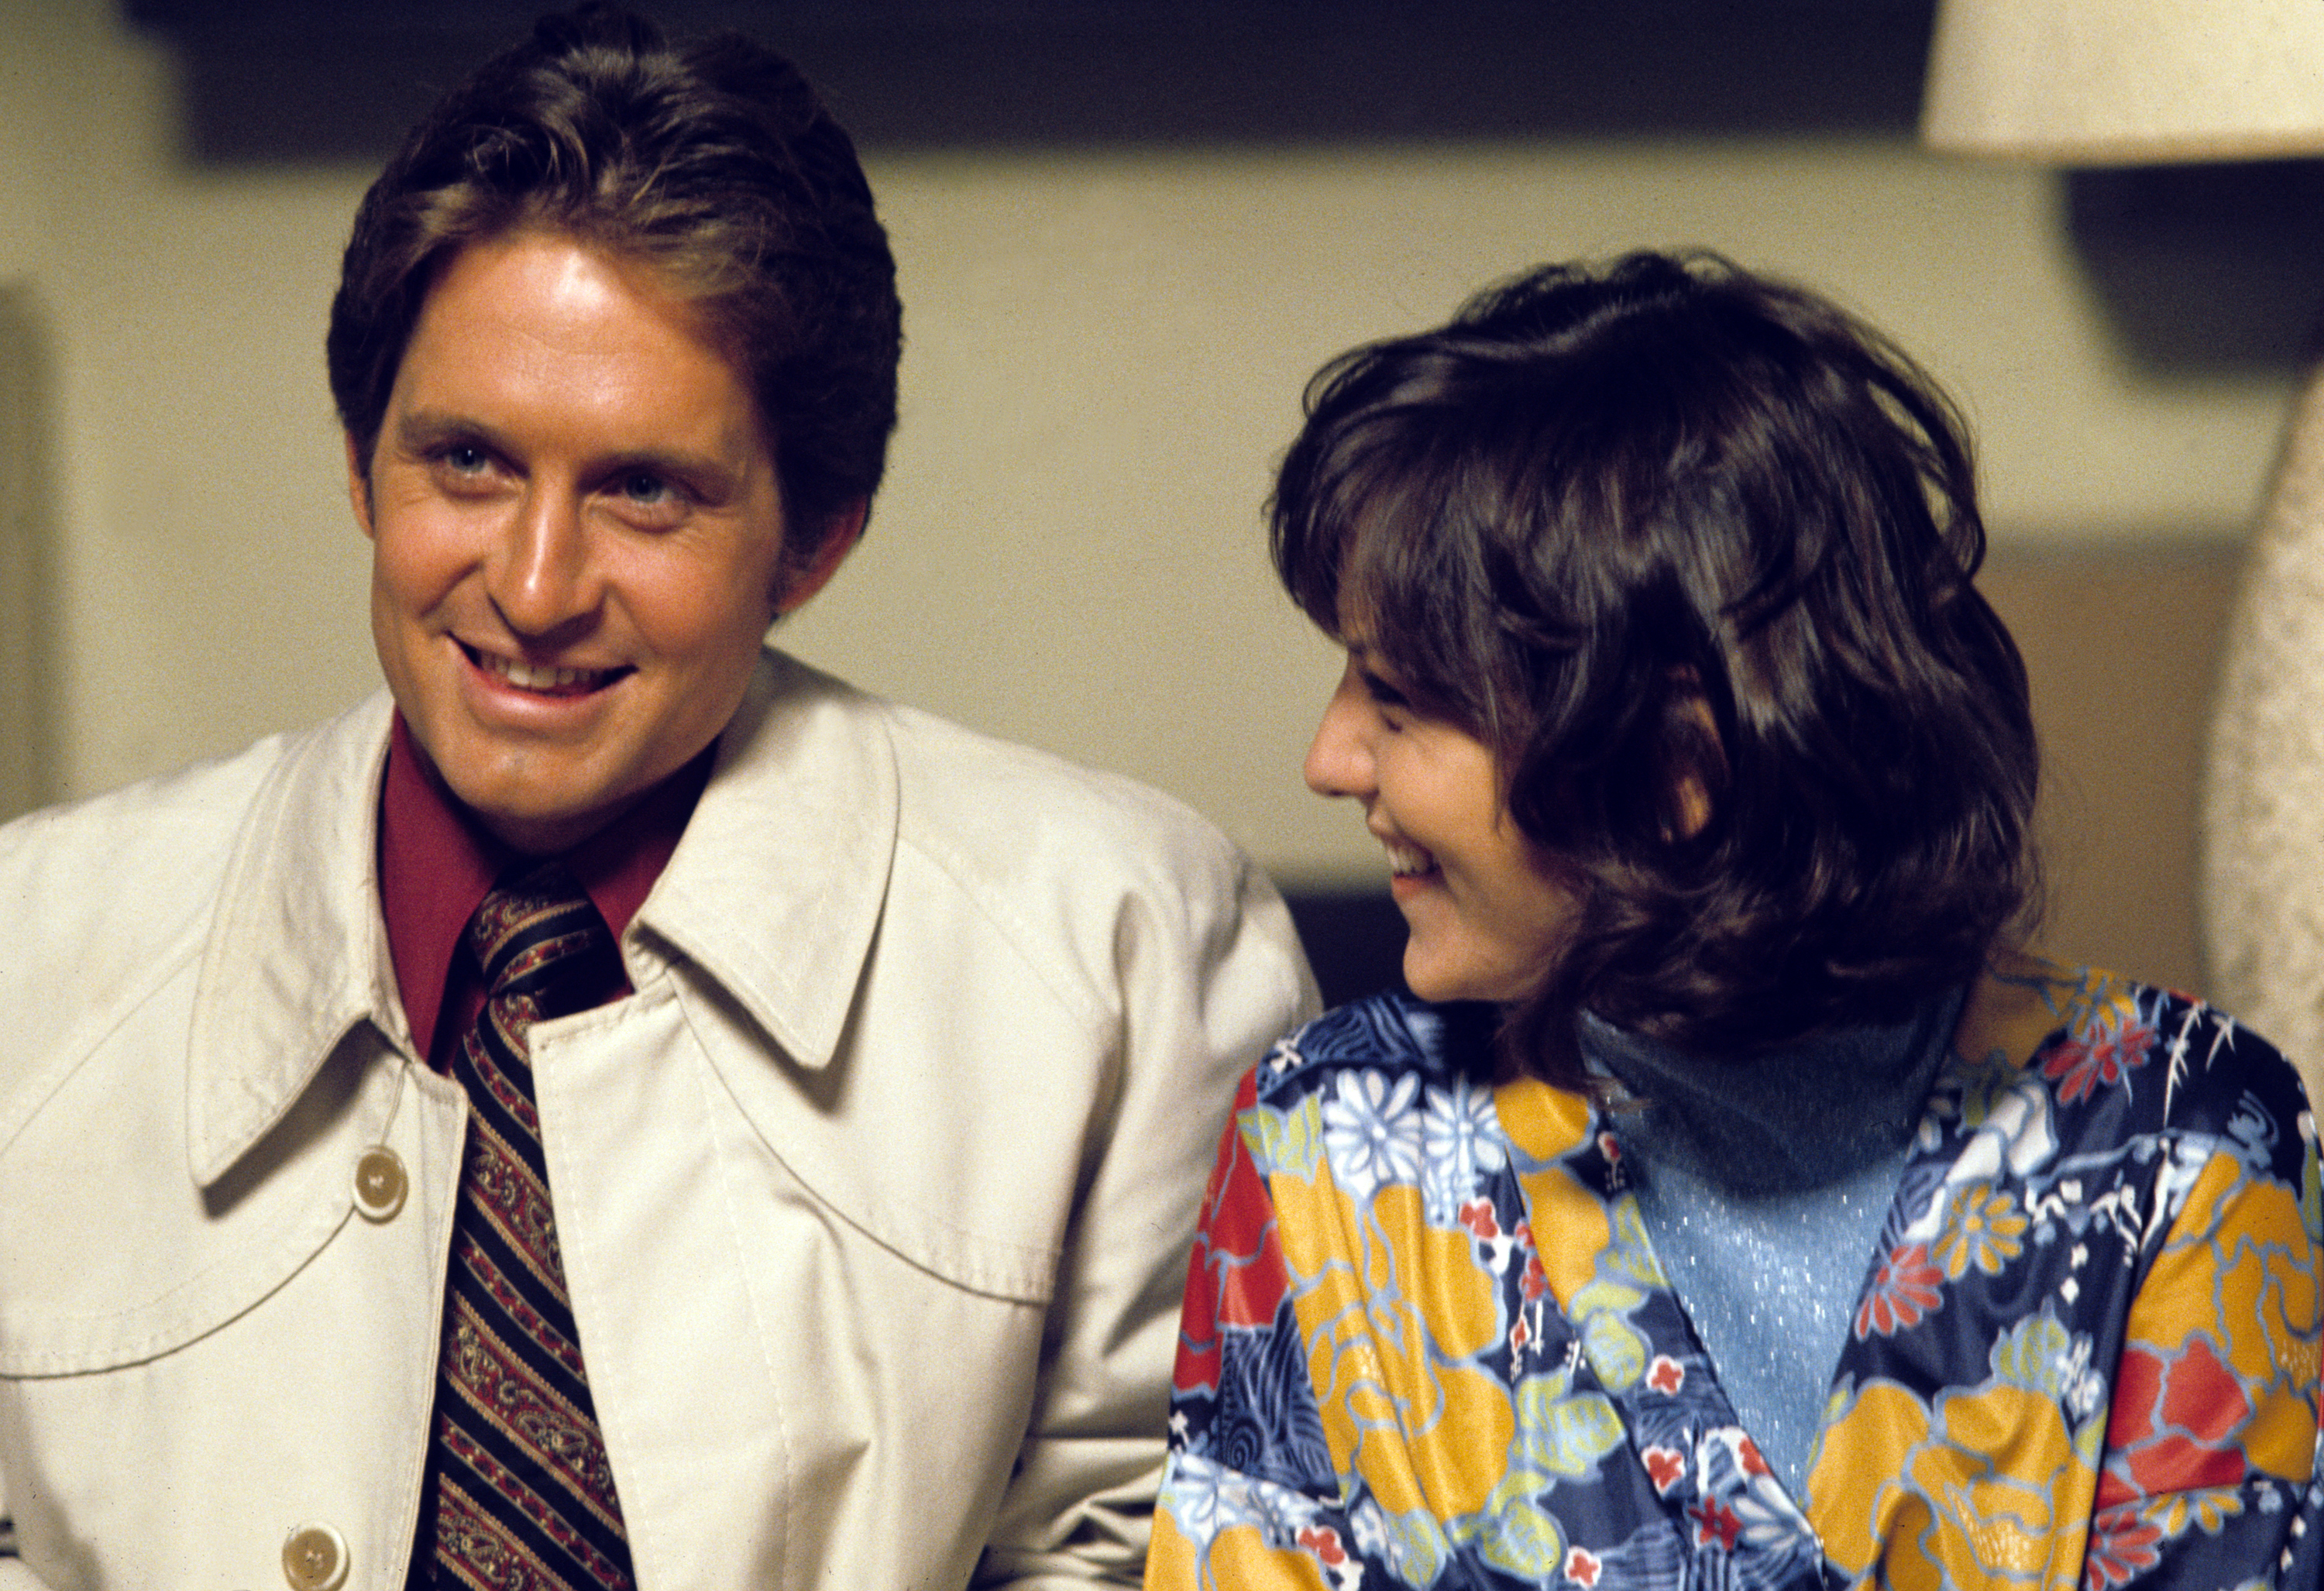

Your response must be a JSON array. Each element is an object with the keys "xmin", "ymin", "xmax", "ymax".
[{"xmin": 376, "ymin": 712, "xmax": 710, "ymax": 1064}]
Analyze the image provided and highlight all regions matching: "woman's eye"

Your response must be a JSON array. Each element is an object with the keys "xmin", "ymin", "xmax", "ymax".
[{"xmin": 1360, "ymin": 670, "xmax": 1410, "ymax": 713}]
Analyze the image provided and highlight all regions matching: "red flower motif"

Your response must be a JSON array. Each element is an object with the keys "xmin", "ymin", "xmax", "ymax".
[
  {"xmin": 1736, "ymin": 1436, "xmax": 1770, "ymax": 1477},
  {"xmin": 1690, "ymin": 1499, "xmax": 1743, "ymax": 1551},
  {"xmin": 1511, "ymin": 1314, "xmax": 1532, "ymax": 1353},
  {"xmin": 2082, "ymin": 1506, "xmax": 2164, "ymax": 1589},
  {"xmin": 2042, "ymin": 1009, "xmax": 2157, "ymax": 1105},
  {"xmin": 2095, "ymin": 1335, "xmax": 2252, "ymax": 1507},
  {"xmin": 1297, "ymin": 1526, "xmax": 1346, "ymax": 1565},
  {"xmin": 1598, "ymin": 1131, "xmax": 1622, "ymax": 1167},
  {"xmin": 1564, "ymin": 1546, "xmax": 1603, "ymax": 1586},
  {"xmin": 1642, "ymin": 1445, "xmax": 1686, "ymax": 1493},
  {"xmin": 1854, "ymin": 1243, "xmax": 1946, "ymax": 1338},
  {"xmin": 1459, "ymin": 1198, "xmax": 1501, "ymax": 1240},
  {"xmin": 1522, "ymin": 1253, "xmax": 1549, "ymax": 1301},
  {"xmin": 1647, "ymin": 1356, "xmax": 1686, "ymax": 1394},
  {"xmin": 1172, "ymin": 1081, "xmax": 1287, "ymax": 1394}
]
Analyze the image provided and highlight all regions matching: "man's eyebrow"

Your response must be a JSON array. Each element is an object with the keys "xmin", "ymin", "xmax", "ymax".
[
  {"xmin": 599, "ymin": 443, "xmax": 741, "ymax": 478},
  {"xmin": 596, "ymin": 445, "xmax": 752, "ymax": 505},
  {"xmin": 392, "ymin": 409, "xmax": 501, "ymax": 453}
]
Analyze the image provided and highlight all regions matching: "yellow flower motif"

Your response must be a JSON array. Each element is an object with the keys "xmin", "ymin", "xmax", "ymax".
[
  {"xmin": 1275, "ymin": 1172, "xmax": 1511, "ymax": 1520},
  {"xmin": 1934, "ymin": 1183, "xmax": 2030, "ymax": 1280},
  {"xmin": 1811, "ymin": 1376, "xmax": 2093, "ymax": 1591},
  {"xmin": 2140, "ymin": 1486, "xmax": 2243, "ymax": 1538},
  {"xmin": 2121, "ymin": 1156, "xmax": 2320, "ymax": 1480},
  {"xmin": 2062, "ymin": 976, "xmax": 2140, "ymax": 1046}
]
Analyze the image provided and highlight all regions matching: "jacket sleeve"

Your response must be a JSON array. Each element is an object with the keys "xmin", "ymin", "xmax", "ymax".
[{"xmin": 971, "ymin": 862, "xmax": 1318, "ymax": 1586}]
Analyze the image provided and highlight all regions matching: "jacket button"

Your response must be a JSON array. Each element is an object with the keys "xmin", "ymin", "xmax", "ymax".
[
  {"xmin": 352, "ymin": 1147, "xmax": 407, "ymax": 1222},
  {"xmin": 281, "ymin": 1522, "xmax": 349, "ymax": 1590}
]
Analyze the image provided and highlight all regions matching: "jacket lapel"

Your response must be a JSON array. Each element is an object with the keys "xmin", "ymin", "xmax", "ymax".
[{"xmin": 185, "ymin": 692, "xmax": 401, "ymax": 1188}]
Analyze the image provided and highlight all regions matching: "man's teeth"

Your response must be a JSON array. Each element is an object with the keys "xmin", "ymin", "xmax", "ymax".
[
  {"xmin": 1384, "ymin": 840, "xmax": 1434, "ymax": 876},
  {"xmin": 480, "ymin": 653, "xmax": 605, "ymax": 691}
]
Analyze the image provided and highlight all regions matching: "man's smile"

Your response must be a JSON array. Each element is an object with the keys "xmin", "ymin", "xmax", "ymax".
[{"xmin": 458, "ymin": 640, "xmax": 629, "ymax": 697}]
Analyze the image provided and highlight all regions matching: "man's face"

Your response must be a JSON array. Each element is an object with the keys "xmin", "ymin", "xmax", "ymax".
[{"xmin": 353, "ymin": 229, "xmax": 823, "ymax": 854}]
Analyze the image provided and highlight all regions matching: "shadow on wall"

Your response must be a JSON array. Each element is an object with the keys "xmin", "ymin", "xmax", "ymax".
[
  {"xmin": 119, "ymin": 0, "xmax": 2324, "ymax": 392},
  {"xmin": 127, "ymin": 0, "xmax": 1943, "ymax": 161},
  {"xmin": 1277, "ymin": 885, "xmax": 1407, "ymax": 1012},
  {"xmin": 0, "ymin": 282, "xmax": 60, "ymax": 825},
  {"xmin": 2068, "ymin": 160, "xmax": 2324, "ymax": 377},
  {"xmin": 1982, "ymin": 545, "xmax": 2237, "ymax": 1001}
]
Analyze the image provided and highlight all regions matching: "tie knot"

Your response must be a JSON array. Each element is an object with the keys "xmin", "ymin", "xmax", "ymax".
[{"xmin": 469, "ymin": 861, "xmax": 621, "ymax": 1017}]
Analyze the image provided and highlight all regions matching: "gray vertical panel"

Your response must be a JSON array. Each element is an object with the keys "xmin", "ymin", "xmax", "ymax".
[{"xmin": 0, "ymin": 280, "xmax": 57, "ymax": 822}]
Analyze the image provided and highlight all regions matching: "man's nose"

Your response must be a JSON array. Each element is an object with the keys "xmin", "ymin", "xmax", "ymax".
[{"xmin": 490, "ymin": 487, "xmax": 597, "ymax": 637}]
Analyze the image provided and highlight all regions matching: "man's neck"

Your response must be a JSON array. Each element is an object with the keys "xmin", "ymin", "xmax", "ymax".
[{"xmin": 376, "ymin": 713, "xmax": 715, "ymax": 1063}]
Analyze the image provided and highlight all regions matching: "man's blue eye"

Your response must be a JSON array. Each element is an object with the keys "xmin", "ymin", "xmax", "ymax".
[
  {"xmin": 622, "ymin": 473, "xmax": 670, "ymax": 503},
  {"xmin": 445, "ymin": 445, "xmax": 488, "ymax": 472}
]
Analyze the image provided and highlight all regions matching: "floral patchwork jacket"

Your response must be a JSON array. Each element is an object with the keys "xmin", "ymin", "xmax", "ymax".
[{"xmin": 1149, "ymin": 958, "xmax": 2324, "ymax": 1590}]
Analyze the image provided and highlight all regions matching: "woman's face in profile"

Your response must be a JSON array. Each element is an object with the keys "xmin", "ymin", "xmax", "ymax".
[{"xmin": 1305, "ymin": 640, "xmax": 1575, "ymax": 1004}]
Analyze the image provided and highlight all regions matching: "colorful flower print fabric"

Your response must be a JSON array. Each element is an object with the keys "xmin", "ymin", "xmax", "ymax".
[{"xmin": 1147, "ymin": 959, "xmax": 2324, "ymax": 1591}]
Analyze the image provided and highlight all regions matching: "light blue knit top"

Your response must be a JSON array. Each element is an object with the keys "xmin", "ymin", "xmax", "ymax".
[{"xmin": 1577, "ymin": 988, "xmax": 1964, "ymax": 1495}]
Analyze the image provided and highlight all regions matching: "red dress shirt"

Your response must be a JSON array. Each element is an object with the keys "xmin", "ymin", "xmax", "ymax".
[{"xmin": 375, "ymin": 712, "xmax": 710, "ymax": 1070}]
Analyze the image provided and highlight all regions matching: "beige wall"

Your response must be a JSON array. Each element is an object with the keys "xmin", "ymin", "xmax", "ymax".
[{"xmin": 0, "ymin": 0, "xmax": 2293, "ymax": 994}]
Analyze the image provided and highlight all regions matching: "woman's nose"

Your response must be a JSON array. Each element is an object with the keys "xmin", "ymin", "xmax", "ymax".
[{"xmin": 1304, "ymin": 676, "xmax": 1374, "ymax": 800}]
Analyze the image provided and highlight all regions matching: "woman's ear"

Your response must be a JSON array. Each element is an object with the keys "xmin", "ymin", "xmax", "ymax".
[
  {"xmin": 1670, "ymin": 764, "xmax": 1714, "ymax": 841},
  {"xmin": 1664, "ymin": 677, "xmax": 1724, "ymax": 842}
]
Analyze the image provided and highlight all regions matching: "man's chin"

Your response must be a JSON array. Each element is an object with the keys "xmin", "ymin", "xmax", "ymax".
[
  {"xmin": 427, "ymin": 756, "xmax": 638, "ymax": 857},
  {"xmin": 466, "ymin": 800, "xmax": 631, "ymax": 857}
]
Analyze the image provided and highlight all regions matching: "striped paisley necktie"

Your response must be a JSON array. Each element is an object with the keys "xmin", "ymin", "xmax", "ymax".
[{"xmin": 424, "ymin": 861, "xmax": 636, "ymax": 1589}]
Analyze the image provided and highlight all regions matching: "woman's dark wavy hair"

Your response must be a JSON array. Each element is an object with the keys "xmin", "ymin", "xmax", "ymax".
[
  {"xmin": 326, "ymin": 5, "xmax": 900, "ymax": 574},
  {"xmin": 1274, "ymin": 251, "xmax": 2039, "ymax": 1085}
]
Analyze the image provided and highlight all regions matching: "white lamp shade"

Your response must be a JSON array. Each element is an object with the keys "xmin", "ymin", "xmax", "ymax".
[{"xmin": 1923, "ymin": 0, "xmax": 2324, "ymax": 163}]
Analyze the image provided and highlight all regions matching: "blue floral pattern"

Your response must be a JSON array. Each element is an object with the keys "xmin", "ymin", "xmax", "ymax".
[{"xmin": 1149, "ymin": 960, "xmax": 2324, "ymax": 1590}]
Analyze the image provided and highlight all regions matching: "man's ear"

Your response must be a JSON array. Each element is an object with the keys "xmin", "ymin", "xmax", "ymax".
[
  {"xmin": 774, "ymin": 500, "xmax": 869, "ymax": 617},
  {"xmin": 345, "ymin": 433, "xmax": 376, "ymax": 540}
]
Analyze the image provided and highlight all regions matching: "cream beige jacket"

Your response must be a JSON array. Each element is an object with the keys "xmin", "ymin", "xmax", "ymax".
[{"xmin": 0, "ymin": 649, "xmax": 1316, "ymax": 1590}]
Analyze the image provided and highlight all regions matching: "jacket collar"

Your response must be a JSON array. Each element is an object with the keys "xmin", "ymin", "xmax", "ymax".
[
  {"xmin": 627, "ymin": 651, "xmax": 897, "ymax": 1075},
  {"xmin": 187, "ymin": 649, "xmax": 898, "ymax": 1187}
]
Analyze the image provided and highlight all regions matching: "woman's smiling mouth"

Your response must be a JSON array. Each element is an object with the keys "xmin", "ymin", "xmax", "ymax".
[{"xmin": 1383, "ymin": 837, "xmax": 1436, "ymax": 878}]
